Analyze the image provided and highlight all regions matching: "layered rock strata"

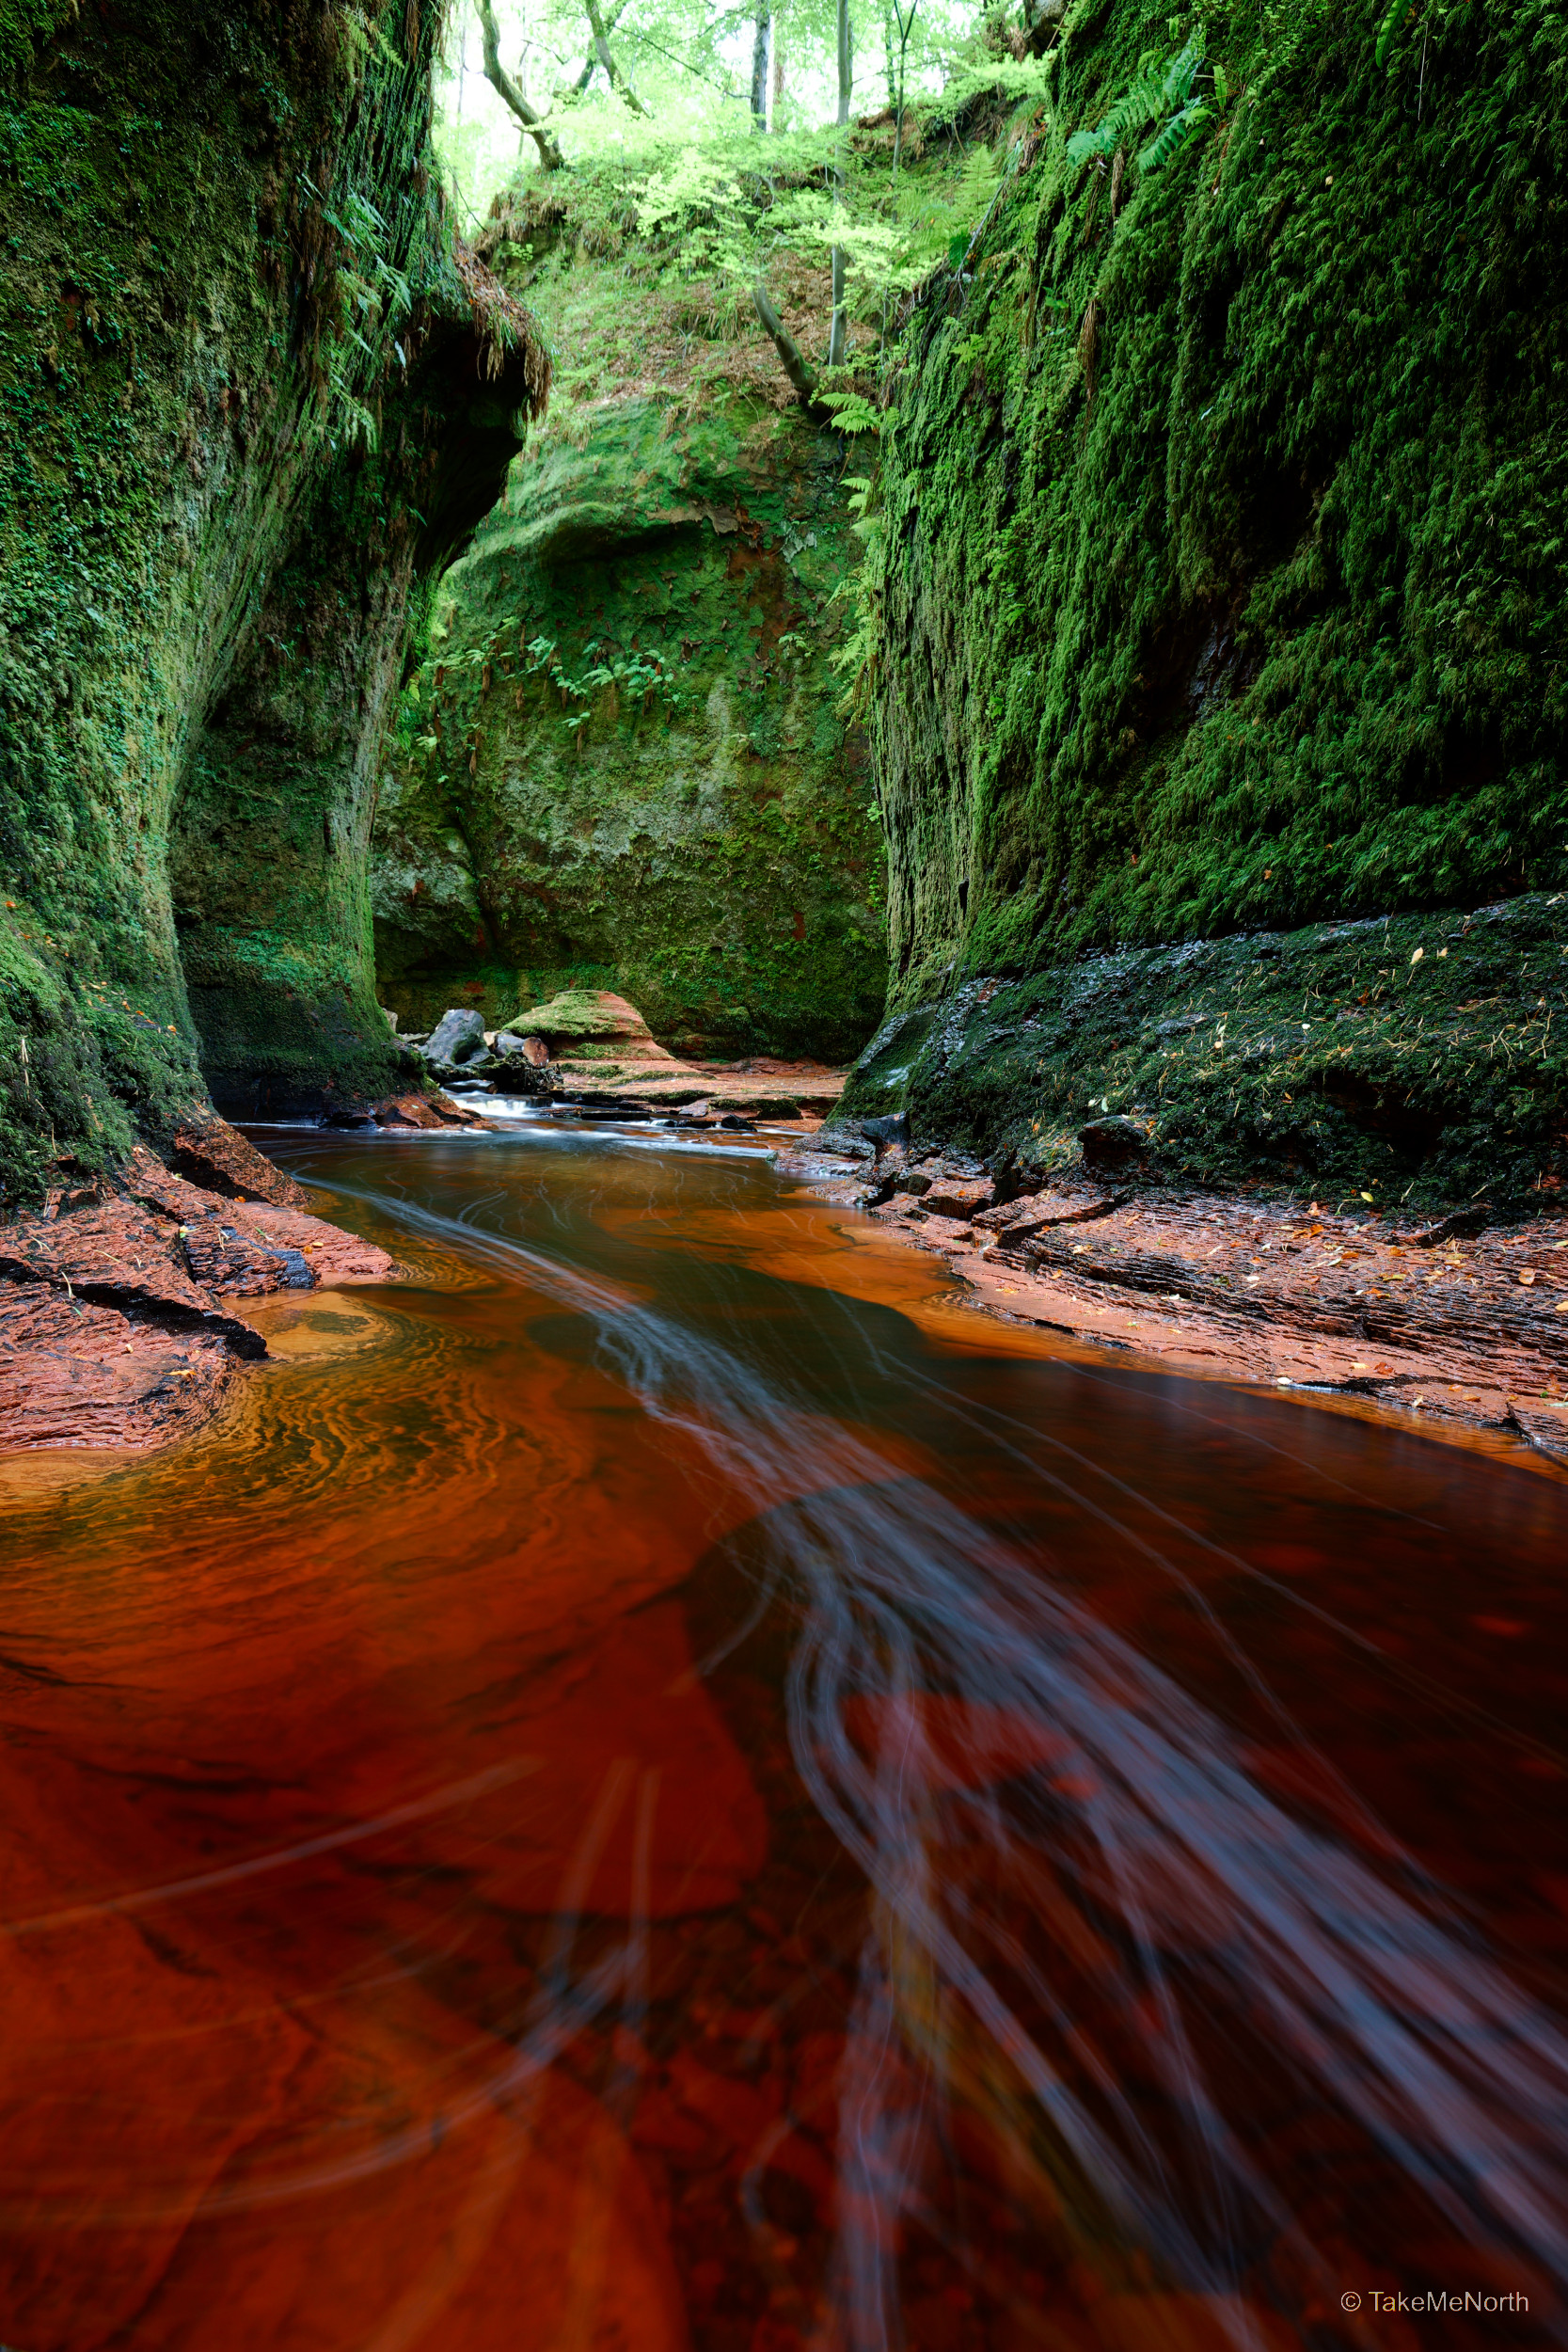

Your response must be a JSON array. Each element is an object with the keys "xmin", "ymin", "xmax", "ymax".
[
  {"xmin": 0, "ymin": 1129, "xmax": 396, "ymax": 1451},
  {"xmin": 783, "ymin": 1134, "xmax": 1568, "ymax": 1458}
]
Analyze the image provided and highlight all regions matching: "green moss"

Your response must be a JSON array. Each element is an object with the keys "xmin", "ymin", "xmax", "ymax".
[
  {"xmin": 374, "ymin": 390, "xmax": 887, "ymax": 1060},
  {"xmin": 868, "ymin": 0, "xmax": 1568, "ymax": 997},
  {"xmin": 0, "ymin": 0, "xmax": 536, "ymax": 1194},
  {"xmin": 845, "ymin": 893, "xmax": 1568, "ymax": 1211},
  {"xmin": 838, "ymin": 1, "xmax": 1568, "ymax": 1205}
]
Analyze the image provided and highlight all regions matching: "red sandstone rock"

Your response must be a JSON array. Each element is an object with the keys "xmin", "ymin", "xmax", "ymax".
[
  {"xmin": 0, "ymin": 1283, "xmax": 234, "ymax": 1452},
  {"xmin": 458, "ymin": 1600, "xmax": 768, "ymax": 1918},
  {"xmin": 0, "ymin": 1137, "xmax": 398, "ymax": 1454},
  {"xmin": 170, "ymin": 1119, "xmax": 310, "ymax": 1208},
  {"xmin": 781, "ymin": 1145, "xmax": 1568, "ymax": 1456},
  {"xmin": 845, "ymin": 1694, "xmax": 1074, "ymax": 1793},
  {"xmin": 371, "ymin": 1090, "xmax": 492, "ymax": 1129}
]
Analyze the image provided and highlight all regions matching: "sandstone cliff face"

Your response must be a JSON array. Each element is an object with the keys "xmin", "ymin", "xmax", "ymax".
[
  {"xmin": 0, "ymin": 0, "xmax": 543, "ymax": 1198},
  {"xmin": 371, "ymin": 189, "xmax": 886, "ymax": 1065},
  {"xmin": 843, "ymin": 0, "xmax": 1568, "ymax": 1211}
]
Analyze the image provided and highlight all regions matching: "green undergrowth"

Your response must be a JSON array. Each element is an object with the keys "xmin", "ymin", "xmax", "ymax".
[
  {"xmin": 861, "ymin": 0, "xmax": 1568, "ymax": 1003},
  {"xmin": 369, "ymin": 123, "xmax": 1041, "ymax": 1057}
]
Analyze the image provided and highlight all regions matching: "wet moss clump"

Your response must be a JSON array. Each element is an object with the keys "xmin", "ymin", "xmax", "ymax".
[
  {"xmin": 375, "ymin": 395, "xmax": 884, "ymax": 1060},
  {"xmin": 846, "ymin": 894, "xmax": 1568, "ymax": 1215}
]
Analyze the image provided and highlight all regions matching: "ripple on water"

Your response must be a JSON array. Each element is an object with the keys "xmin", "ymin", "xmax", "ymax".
[{"xmin": 0, "ymin": 1128, "xmax": 1562, "ymax": 2351}]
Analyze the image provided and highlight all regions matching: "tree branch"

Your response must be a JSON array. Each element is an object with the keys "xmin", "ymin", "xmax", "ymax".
[
  {"xmin": 583, "ymin": 0, "xmax": 650, "ymax": 115},
  {"xmin": 570, "ymin": 0, "xmax": 630, "ymax": 94},
  {"xmin": 477, "ymin": 0, "xmax": 566, "ymax": 170},
  {"xmin": 750, "ymin": 0, "xmax": 769, "ymax": 132},
  {"xmin": 752, "ymin": 282, "xmax": 818, "ymax": 408}
]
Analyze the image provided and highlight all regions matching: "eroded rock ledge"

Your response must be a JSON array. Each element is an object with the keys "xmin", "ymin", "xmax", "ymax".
[
  {"xmin": 0, "ymin": 1124, "xmax": 400, "ymax": 1454},
  {"xmin": 784, "ymin": 1131, "xmax": 1568, "ymax": 1465}
]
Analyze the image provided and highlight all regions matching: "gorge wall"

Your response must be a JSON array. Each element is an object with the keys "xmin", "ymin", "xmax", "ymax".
[
  {"xmin": 0, "ymin": 0, "xmax": 542, "ymax": 1203},
  {"xmin": 371, "ymin": 184, "xmax": 886, "ymax": 1064},
  {"xmin": 844, "ymin": 0, "xmax": 1568, "ymax": 1214}
]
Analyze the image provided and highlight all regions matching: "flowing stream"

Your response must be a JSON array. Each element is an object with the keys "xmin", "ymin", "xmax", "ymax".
[{"xmin": 0, "ymin": 1123, "xmax": 1563, "ymax": 2352}]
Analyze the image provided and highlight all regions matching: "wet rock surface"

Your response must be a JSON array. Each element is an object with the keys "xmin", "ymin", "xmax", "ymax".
[
  {"xmin": 781, "ymin": 1138, "xmax": 1568, "ymax": 1454},
  {"xmin": 368, "ymin": 1089, "xmax": 496, "ymax": 1129},
  {"xmin": 0, "ymin": 1131, "xmax": 398, "ymax": 1454},
  {"xmin": 420, "ymin": 1008, "xmax": 489, "ymax": 1066},
  {"xmin": 471, "ymin": 991, "xmax": 848, "ymax": 1119},
  {"xmin": 841, "ymin": 896, "xmax": 1568, "ymax": 1217}
]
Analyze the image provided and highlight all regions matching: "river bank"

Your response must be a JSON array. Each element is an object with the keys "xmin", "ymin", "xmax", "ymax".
[
  {"xmin": 780, "ymin": 1132, "xmax": 1568, "ymax": 1470},
  {"xmin": 0, "ymin": 1102, "xmax": 492, "ymax": 1452},
  {"xmin": 7, "ymin": 1103, "xmax": 1567, "ymax": 1468}
]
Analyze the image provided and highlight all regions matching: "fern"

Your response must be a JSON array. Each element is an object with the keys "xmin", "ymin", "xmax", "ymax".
[
  {"xmin": 1137, "ymin": 99, "xmax": 1212, "ymax": 173},
  {"xmin": 1374, "ymin": 0, "xmax": 1415, "ymax": 67},
  {"xmin": 821, "ymin": 389, "xmax": 881, "ymax": 437},
  {"xmin": 1067, "ymin": 31, "xmax": 1212, "ymax": 173},
  {"xmin": 1065, "ymin": 67, "xmax": 1164, "ymax": 167},
  {"xmin": 1158, "ymin": 31, "xmax": 1206, "ymax": 111}
]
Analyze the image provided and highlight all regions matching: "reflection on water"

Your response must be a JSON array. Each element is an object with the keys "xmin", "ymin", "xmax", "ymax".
[{"xmin": 0, "ymin": 1127, "xmax": 1563, "ymax": 2352}]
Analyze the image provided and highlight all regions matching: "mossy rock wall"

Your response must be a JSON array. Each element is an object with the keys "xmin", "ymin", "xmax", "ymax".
[
  {"xmin": 374, "ymin": 393, "xmax": 886, "ymax": 1061},
  {"xmin": 0, "ymin": 0, "xmax": 531, "ymax": 1196},
  {"xmin": 845, "ymin": 0, "xmax": 1568, "ymax": 1206}
]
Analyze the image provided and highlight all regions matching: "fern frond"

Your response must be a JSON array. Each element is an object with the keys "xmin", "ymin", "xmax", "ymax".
[
  {"xmin": 1065, "ymin": 123, "xmax": 1114, "ymax": 167},
  {"xmin": 1374, "ymin": 0, "xmax": 1412, "ymax": 67},
  {"xmin": 1067, "ymin": 42, "xmax": 1199, "ymax": 170},
  {"xmin": 1159, "ymin": 28, "xmax": 1205, "ymax": 111},
  {"xmin": 821, "ymin": 389, "xmax": 881, "ymax": 437},
  {"xmin": 1137, "ymin": 100, "xmax": 1213, "ymax": 174}
]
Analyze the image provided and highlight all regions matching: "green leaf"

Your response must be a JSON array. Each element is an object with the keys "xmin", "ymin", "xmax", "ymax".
[{"xmin": 1137, "ymin": 99, "xmax": 1213, "ymax": 173}]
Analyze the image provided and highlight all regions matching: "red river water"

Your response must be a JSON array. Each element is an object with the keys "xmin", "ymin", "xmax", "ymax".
[{"xmin": 0, "ymin": 1124, "xmax": 1563, "ymax": 2352}]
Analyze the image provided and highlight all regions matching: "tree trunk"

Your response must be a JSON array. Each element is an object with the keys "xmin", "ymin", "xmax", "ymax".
[
  {"xmin": 584, "ymin": 0, "xmax": 650, "ymax": 114},
  {"xmin": 891, "ymin": 0, "xmax": 917, "ymax": 183},
  {"xmin": 769, "ymin": 3, "xmax": 784, "ymax": 129},
  {"xmin": 569, "ymin": 0, "xmax": 630, "ymax": 95},
  {"xmin": 828, "ymin": 0, "xmax": 851, "ymax": 365},
  {"xmin": 477, "ymin": 0, "xmax": 566, "ymax": 170},
  {"xmin": 750, "ymin": 1, "xmax": 770, "ymax": 133},
  {"xmin": 752, "ymin": 283, "xmax": 817, "ymax": 408}
]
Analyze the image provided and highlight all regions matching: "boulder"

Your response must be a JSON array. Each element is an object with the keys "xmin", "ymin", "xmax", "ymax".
[
  {"xmin": 1079, "ymin": 1115, "xmax": 1150, "ymax": 1171},
  {"xmin": 501, "ymin": 990, "xmax": 679, "ymax": 1081},
  {"xmin": 421, "ymin": 1008, "xmax": 488, "ymax": 1065},
  {"xmin": 496, "ymin": 1031, "xmax": 550, "ymax": 1067},
  {"xmin": 501, "ymin": 990, "xmax": 655, "ymax": 1047},
  {"xmin": 919, "ymin": 1178, "xmax": 992, "ymax": 1221}
]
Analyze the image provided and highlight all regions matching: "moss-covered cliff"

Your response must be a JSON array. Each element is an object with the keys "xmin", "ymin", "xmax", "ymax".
[
  {"xmin": 0, "ymin": 0, "xmax": 543, "ymax": 1200},
  {"xmin": 844, "ymin": 0, "xmax": 1568, "ymax": 1210},
  {"xmin": 372, "ymin": 178, "xmax": 886, "ymax": 1061}
]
